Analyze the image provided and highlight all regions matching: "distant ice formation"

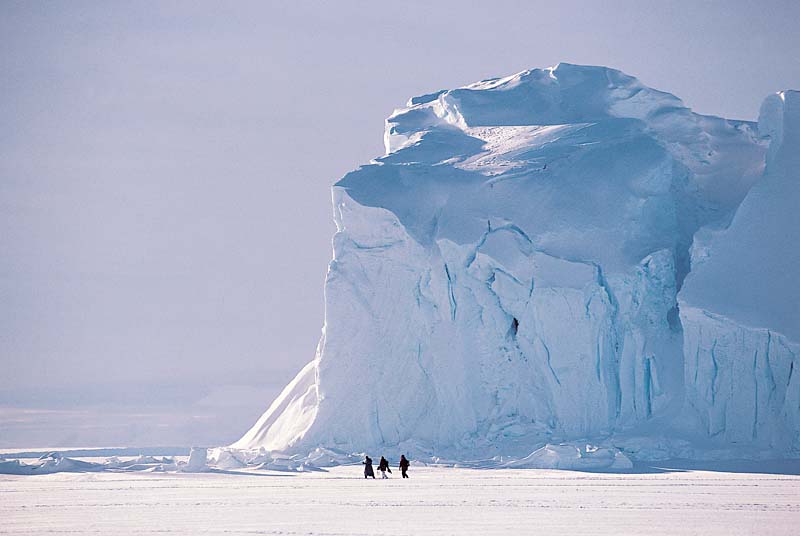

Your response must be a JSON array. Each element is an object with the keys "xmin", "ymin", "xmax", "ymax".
[{"xmin": 231, "ymin": 65, "xmax": 799, "ymax": 464}]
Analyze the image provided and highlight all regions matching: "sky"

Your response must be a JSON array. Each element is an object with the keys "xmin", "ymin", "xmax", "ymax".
[{"xmin": 1, "ymin": 0, "xmax": 799, "ymax": 448}]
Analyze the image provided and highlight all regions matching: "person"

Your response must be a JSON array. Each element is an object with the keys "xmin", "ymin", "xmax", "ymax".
[
  {"xmin": 399, "ymin": 454, "xmax": 410, "ymax": 478},
  {"xmin": 363, "ymin": 455, "xmax": 375, "ymax": 479},
  {"xmin": 377, "ymin": 456, "xmax": 392, "ymax": 479}
]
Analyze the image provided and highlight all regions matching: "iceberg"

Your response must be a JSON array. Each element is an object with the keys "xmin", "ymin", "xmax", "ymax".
[
  {"xmin": 232, "ymin": 64, "xmax": 798, "ymax": 463},
  {"xmin": 679, "ymin": 90, "xmax": 800, "ymax": 450}
]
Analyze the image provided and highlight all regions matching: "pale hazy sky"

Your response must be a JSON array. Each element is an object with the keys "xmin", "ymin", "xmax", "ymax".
[{"xmin": 2, "ymin": 0, "xmax": 799, "ymax": 447}]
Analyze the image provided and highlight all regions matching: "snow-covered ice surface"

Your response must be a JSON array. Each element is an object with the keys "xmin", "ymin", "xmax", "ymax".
[
  {"xmin": 2, "ymin": 464, "xmax": 800, "ymax": 535},
  {"xmin": 227, "ymin": 64, "xmax": 799, "ymax": 464}
]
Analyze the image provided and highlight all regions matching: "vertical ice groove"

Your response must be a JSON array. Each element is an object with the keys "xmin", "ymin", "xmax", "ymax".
[
  {"xmin": 644, "ymin": 357, "xmax": 652, "ymax": 418},
  {"xmin": 373, "ymin": 400, "xmax": 386, "ymax": 444},
  {"xmin": 709, "ymin": 339, "xmax": 719, "ymax": 405},
  {"xmin": 753, "ymin": 348, "xmax": 759, "ymax": 440},
  {"xmin": 593, "ymin": 263, "xmax": 619, "ymax": 318},
  {"xmin": 693, "ymin": 329, "xmax": 701, "ymax": 385},
  {"xmin": 779, "ymin": 336, "xmax": 797, "ymax": 388},
  {"xmin": 538, "ymin": 337, "xmax": 561, "ymax": 386},
  {"xmin": 765, "ymin": 331, "xmax": 777, "ymax": 395},
  {"xmin": 444, "ymin": 263, "xmax": 457, "ymax": 320},
  {"xmin": 595, "ymin": 338, "xmax": 602, "ymax": 383},
  {"xmin": 415, "ymin": 344, "xmax": 431, "ymax": 382}
]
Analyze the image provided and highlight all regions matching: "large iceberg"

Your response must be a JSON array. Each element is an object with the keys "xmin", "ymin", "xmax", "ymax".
[{"xmin": 232, "ymin": 64, "xmax": 798, "ymax": 462}]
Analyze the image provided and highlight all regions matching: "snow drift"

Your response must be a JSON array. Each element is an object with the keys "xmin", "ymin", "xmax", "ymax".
[{"xmin": 232, "ymin": 64, "xmax": 798, "ymax": 464}]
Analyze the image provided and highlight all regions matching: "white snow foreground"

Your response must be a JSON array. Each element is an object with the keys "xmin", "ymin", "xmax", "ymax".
[
  {"xmin": 5, "ymin": 466, "xmax": 799, "ymax": 536},
  {"xmin": 223, "ymin": 65, "xmax": 799, "ymax": 468}
]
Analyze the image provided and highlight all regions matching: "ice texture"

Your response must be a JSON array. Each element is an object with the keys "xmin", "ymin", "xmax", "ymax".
[
  {"xmin": 681, "ymin": 91, "xmax": 800, "ymax": 340},
  {"xmin": 678, "ymin": 91, "xmax": 800, "ymax": 450},
  {"xmin": 233, "ymin": 64, "xmax": 798, "ymax": 461}
]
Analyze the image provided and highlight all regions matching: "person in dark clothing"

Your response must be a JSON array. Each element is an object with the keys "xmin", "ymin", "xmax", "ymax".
[
  {"xmin": 399, "ymin": 455, "xmax": 410, "ymax": 478},
  {"xmin": 363, "ymin": 456, "xmax": 375, "ymax": 479},
  {"xmin": 377, "ymin": 456, "xmax": 392, "ymax": 479}
]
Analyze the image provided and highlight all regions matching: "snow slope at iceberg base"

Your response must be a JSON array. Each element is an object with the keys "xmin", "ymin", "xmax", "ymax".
[
  {"xmin": 229, "ymin": 64, "xmax": 795, "ymax": 466},
  {"xmin": 500, "ymin": 443, "xmax": 633, "ymax": 470}
]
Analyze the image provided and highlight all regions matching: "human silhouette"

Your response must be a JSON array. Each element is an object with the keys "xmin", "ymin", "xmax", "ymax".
[
  {"xmin": 363, "ymin": 455, "xmax": 375, "ymax": 479},
  {"xmin": 399, "ymin": 455, "xmax": 410, "ymax": 478},
  {"xmin": 377, "ymin": 456, "xmax": 392, "ymax": 479}
]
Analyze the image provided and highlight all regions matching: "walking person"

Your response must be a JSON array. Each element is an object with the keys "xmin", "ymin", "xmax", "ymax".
[
  {"xmin": 399, "ymin": 454, "xmax": 410, "ymax": 478},
  {"xmin": 363, "ymin": 455, "xmax": 375, "ymax": 479},
  {"xmin": 377, "ymin": 456, "xmax": 392, "ymax": 479}
]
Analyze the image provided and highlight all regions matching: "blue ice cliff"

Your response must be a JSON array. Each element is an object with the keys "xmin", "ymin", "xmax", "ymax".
[{"xmin": 229, "ymin": 64, "xmax": 799, "ymax": 465}]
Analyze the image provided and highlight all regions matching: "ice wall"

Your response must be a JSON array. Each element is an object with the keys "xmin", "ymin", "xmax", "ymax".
[
  {"xmin": 679, "ymin": 91, "xmax": 800, "ymax": 451},
  {"xmin": 233, "ymin": 65, "xmax": 798, "ymax": 459}
]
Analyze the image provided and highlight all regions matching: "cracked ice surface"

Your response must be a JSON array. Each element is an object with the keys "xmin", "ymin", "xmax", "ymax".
[{"xmin": 230, "ymin": 64, "xmax": 798, "ymax": 463}]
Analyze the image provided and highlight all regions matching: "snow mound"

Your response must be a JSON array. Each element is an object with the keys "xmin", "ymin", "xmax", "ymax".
[
  {"xmin": 182, "ymin": 447, "xmax": 210, "ymax": 472},
  {"xmin": 502, "ymin": 444, "xmax": 633, "ymax": 470}
]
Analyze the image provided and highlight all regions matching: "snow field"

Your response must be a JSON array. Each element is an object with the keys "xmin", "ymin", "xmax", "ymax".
[{"xmin": 2, "ymin": 465, "xmax": 799, "ymax": 535}]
